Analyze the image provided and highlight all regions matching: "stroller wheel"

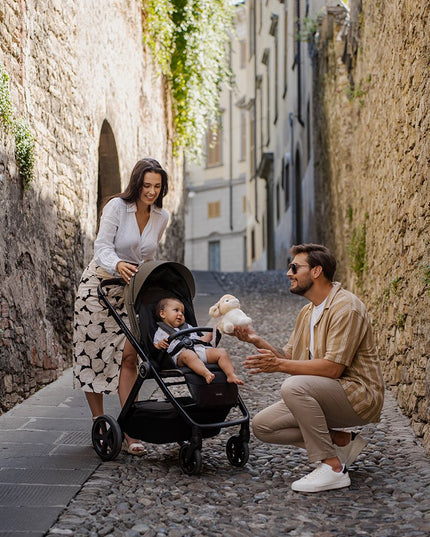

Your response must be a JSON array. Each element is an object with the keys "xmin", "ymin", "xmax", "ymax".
[
  {"xmin": 92, "ymin": 415, "xmax": 122, "ymax": 461},
  {"xmin": 179, "ymin": 443, "xmax": 202, "ymax": 475},
  {"xmin": 226, "ymin": 435, "xmax": 249, "ymax": 467}
]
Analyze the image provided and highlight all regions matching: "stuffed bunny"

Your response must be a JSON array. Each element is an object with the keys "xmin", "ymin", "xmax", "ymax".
[{"xmin": 208, "ymin": 294, "xmax": 252, "ymax": 334}]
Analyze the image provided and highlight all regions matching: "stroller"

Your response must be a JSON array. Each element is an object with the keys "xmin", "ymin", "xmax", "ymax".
[{"xmin": 92, "ymin": 260, "xmax": 250, "ymax": 474}]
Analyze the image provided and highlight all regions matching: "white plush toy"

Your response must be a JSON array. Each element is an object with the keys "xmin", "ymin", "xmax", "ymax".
[{"xmin": 208, "ymin": 294, "xmax": 252, "ymax": 334}]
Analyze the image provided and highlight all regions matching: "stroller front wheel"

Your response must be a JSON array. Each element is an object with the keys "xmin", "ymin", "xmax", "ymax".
[
  {"xmin": 226, "ymin": 435, "xmax": 249, "ymax": 467},
  {"xmin": 92, "ymin": 415, "xmax": 122, "ymax": 461},
  {"xmin": 179, "ymin": 443, "xmax": 202, "ymax": 475}
]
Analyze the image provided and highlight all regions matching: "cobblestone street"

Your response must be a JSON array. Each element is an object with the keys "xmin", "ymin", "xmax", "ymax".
[{"xmin": 44, "ymin": 272, "xmax": 430, "ymax": 537}]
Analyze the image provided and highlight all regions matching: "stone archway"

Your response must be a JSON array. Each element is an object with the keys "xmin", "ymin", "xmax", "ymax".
[{"xmin": 97, "ymin": 120, "xmax": 121, "ymax": 225}]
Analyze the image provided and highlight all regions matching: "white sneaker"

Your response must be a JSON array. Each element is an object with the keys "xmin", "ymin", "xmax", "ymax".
[
  {"xmin": 291, "ymin": 463, "xmax": 351, "ymax": 493},
  {"xmin": 335, "ymin": 432, "xmax": 368, "ymax": 468}
]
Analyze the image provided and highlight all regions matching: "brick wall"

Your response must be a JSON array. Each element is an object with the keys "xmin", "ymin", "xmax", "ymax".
[
  {"xmin": 314, "ymin": 1, "xmax": 430, "ymax": 453},
  {"xmin": 0, "ymin": 0, "xmax": 183, "ymax": 411}
]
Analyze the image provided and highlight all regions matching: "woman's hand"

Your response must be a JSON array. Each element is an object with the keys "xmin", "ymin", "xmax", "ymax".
[
  {"xmin": 116, "ymin": 261, "xmax": 138, "ymax": 283},
  {"xmin": 243, "ymin": 349, "xmax": 284, "ymax": 374}
]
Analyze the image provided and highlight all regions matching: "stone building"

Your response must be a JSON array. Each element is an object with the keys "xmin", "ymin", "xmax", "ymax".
[
  {"xmin": 314, "ymin": 1, "xmax": 430, "ymax": 454},
  {"xmin": 185, "ymin": 0, "xmax": 327, "ymax": 272},
  {"xmin": 0, "ymin": 1, "xmax": 183, "ymax": 411},
  {"xmin": 185, "ymin": 5, "xmax": 248, "ymax": 272}
]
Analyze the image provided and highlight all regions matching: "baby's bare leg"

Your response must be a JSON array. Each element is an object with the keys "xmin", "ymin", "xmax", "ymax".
[
  {"xmin": 205, "ymin": 348, "xmax": 244, "ymax": 385},
  {"xmin": 177, "ymin": 350, "xmax": 215, "ymax": 384}
]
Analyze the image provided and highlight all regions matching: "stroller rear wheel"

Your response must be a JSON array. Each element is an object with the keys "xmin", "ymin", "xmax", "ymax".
[
  {"xmin": 226, "ymin": 435, "xmax": 249, "ymax": 467},
  {"xmin": 92, "ymin": 415, "xmax": 122, "ymax": 461},
  {"xmin": 179, "ymin": 443, "xmax": 202, "ymax": 475}
]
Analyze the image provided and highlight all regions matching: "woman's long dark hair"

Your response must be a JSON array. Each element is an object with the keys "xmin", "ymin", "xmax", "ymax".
[{"xmin": 119, "ymin": 157, "xmax": 168, "ymax": 208}]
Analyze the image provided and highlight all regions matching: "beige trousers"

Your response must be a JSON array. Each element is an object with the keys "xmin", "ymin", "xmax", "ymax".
[{"xmin": 252, "ymin": 375, "xmax": 367, "ymax": 463}]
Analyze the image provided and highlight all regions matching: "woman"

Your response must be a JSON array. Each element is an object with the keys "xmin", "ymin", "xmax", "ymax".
[{"xmin": 73, "ymin": 157, "xmax": 169, "ymax": 455}]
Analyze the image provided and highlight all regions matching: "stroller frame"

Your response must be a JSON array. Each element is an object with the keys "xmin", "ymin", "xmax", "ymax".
[{"xmin": 91, "ymin": 261, "xmax": 250, "ymax": 474}]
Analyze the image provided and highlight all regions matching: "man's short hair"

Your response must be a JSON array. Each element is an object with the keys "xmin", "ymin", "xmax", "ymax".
[{"xmin": 290, "ymin": 244, "xmax": 337, "ymax": 281}]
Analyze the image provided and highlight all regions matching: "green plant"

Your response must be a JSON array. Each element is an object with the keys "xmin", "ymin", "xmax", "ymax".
[
  {"xmin": 142, "ymin": 0, "xmax": 234, "ymax": 160},
  {"xmin": 345, "ymin": 83, "xmax": 366, "ymax": 105},
  {"xmin": 0, "ymin": 62, "xmax": 36, "ymax": 189},
  {"xmin": 390, "ymin": 276, "xmax": 404, "ymax": 295},
  {"xmin": 396, "ymin": 313, "xmax": 406, "ymax": 330},
  {"xmin": 14, "ymin": 118, "xmax": 35, "ymax": 190},
  {"xmin": 298, "ymin": 15, "xmax": 318, "ymax": 42},
  {"xmin": 0, "ymin": 64, "xmax": 14, "ymax": 131},
  {"xmin": 347, "ymin": 223, "xmax": 367, "ymax": 282},
  {"xmin": 422, "ymin": 264, "xmax": 430, "ymax": 294},
  {"xmin": 347, "ymin": 205, "xmax": 353, "ymax": 223}
]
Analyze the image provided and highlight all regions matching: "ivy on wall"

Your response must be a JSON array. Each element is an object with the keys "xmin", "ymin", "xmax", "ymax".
[
  {"xmin": 0, "ymin": 62, "xmax": 35, "ymax": 190},
  {"xmin": 142, "ymin": 0, "xmax": 234, "ymax": 160}
]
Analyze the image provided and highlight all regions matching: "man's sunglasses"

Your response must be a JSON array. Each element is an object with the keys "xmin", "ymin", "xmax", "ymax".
[{"xmin": 288, "ymin": 263, "xmax": 310, "ymax": 274}]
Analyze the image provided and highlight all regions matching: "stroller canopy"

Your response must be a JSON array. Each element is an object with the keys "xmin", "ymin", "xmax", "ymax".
[{"xmin": 124, "ymin": 261, "xmax": 198, "ymax": 358}]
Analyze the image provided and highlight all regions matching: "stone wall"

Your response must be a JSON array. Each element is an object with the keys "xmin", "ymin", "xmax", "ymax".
[
  {"xmin": 0, "ymin": 0, "xmax": 184, "ymax": 411},
  {"xmin": 314, "ymin": 1, "xmax": 430, "ymax": 453}
]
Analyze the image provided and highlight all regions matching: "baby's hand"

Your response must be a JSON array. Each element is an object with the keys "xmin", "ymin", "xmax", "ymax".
[{"xmin": 155, "ymin": 338, "xmax": 169, "ymax": 349}]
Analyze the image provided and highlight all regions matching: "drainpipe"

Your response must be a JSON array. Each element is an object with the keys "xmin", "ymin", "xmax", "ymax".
[
  {"xmin": 289, "ymin": 112, "xmax": 296, "ymax": 243},
  {"xmin": 253, "ymin": 0, "xmax": 259, "ymax": 224},
  {"xmin": 296, "ymin": 0, "xmax": 304, "ymax": 126},
  {"xmin": 229, "ymin": 42, "xmax": 233, "ymax": 231}
]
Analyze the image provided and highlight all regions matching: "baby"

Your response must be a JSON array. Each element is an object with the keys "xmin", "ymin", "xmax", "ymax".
[{"xmin": 153, "ymin": 297, "xmax": 243, "ymax": 385}]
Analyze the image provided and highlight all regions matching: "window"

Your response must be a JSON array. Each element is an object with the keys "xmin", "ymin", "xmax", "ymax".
[
  {"xmin": 262, "ymin": 49, "xmax": 270, "ymax": 146},
  {"xmin": 240, "ymin": 40, "xmax": 247, "ymax": 68},
  {"xmin": 242, "ymin": 195, "xmax": 247, "ymax": 213},
  {"xmin": 206, "ymin": 117, "xmax": 222, "ymax": 167},
  {"xmin": 250, "ymin": 106, "xmax": 255, "ymax": 178},
  {"xmin": 249, "ymin": 0, "xmax": 255, "ymax": 57},
  {"xmin": 240, "ymin": 110, "xmax": 247, "ymax": 161},
  {"xmin": 208, "ymin": 241, "xmax": 221, "ymax": 271},
  {"xmin": 207, "ymin": 201, "xmax": 221, "ymax": 219},
  {"xmin": 270, "ymin": 14, "xmax": 279, "ymax": 124},
  {"xmin": 276, "ymin": 182, "xmax": 281, "ymax": 223}
]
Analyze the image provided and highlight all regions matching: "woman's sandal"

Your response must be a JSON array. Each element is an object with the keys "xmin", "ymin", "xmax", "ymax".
[{"xmin": 122, "ymin": 439, "xmax": 146, "ymax": 456}]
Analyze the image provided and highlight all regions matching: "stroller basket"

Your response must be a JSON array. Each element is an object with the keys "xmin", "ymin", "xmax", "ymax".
[{"xmin": 93, "ymin": 260, "xmax": 250, "ymax": 474}]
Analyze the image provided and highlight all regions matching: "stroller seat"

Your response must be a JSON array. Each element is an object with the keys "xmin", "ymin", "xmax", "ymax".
[{"xmin": 93, "ymin": 260, "xmax": 250, "ymax": 474}]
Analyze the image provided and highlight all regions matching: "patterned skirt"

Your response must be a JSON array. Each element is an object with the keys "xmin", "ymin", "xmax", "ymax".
[{"xmin": 73, "ymin": 259, "xmax": 128, "ymax": 394}]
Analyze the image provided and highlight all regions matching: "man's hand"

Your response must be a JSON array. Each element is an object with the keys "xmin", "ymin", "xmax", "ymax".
[
  {"xmin": 232, "ymin": 325, "xmax": 258, "ymax": 344},
  {"xmin": 243, "ymin": 349, "xmax": 284, "ymax": 374}
]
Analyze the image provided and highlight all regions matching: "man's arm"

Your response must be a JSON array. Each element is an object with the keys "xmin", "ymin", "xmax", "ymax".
[
  {"xmin": 243, "ymin": 351, "xmax": 345, "ymax": 378},
  {"xmin": 233, "ymin": 325, "xmax": 344, "ymax": 379},
  {"xmin": 233, "ymin": 326, "xmax": 288, "ymax": 359}
]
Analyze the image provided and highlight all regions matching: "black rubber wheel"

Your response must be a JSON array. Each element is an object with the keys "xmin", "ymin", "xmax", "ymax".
[
  {"xmin": 92, "ymin": 415, "xmax": 122, "ymax": 461},
  {"xmin": 226, "ymin": 435, "xmax": 249, "ymax": 467},
  {"xmin": 179, "ymin": 443, "xmax": 202, "ymax": 475}
]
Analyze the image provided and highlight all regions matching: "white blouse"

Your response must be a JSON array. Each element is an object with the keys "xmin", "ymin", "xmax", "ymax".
[{"xmin": 94, "ymin": 197, "xmax": 169, "ymax": 275}]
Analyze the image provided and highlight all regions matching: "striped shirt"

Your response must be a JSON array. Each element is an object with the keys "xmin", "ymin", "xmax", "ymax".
[{"xmin": 283, "ymin": 282, "xmax": 384, "ymax": 422}]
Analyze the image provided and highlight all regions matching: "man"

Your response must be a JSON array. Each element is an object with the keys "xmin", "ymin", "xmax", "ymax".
[{"xmin": 236, "ymin": 244, "xmax": 384, "ymax": 493}]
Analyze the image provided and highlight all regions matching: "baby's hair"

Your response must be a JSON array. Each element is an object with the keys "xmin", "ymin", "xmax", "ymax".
[{"xmin": 155, "ymin": 297, "xmax": 184, "ymax": 319}]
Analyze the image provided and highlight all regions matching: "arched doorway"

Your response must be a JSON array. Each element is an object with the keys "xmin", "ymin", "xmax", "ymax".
[{"xmin": 97, "ymin": 120, "xmax": 121, "ymax": 225}]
